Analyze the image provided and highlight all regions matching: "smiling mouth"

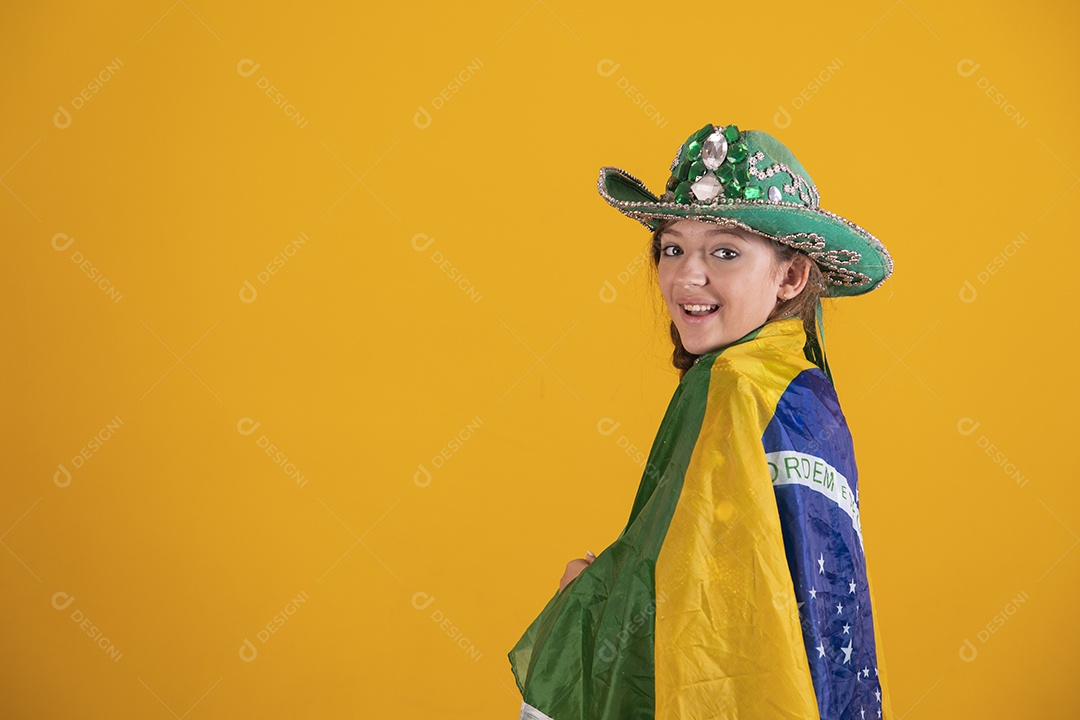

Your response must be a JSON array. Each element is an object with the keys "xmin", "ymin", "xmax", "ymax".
[{"xmin": 681, "ymin": 303, "xmax": 719, "ymax": 317}]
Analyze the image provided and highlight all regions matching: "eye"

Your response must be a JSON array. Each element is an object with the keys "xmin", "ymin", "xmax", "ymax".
[
  {"xmin": 660, "ymin": 244, "xmax": 681, "ymax": 257},
  {"xmin": 713, "ymin": 248, "xmax": 738, "ymax": 260}
]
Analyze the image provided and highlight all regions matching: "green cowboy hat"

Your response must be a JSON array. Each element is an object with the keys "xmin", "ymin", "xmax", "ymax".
[{"xmin": 597, "ymin": 122, "xmax": 893, "ymax": 297}]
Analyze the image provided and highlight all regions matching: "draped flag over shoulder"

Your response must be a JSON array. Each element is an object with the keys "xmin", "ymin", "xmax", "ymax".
[{"xmin": 508, "ymin": 317, "xmax": 891, "ymax": 720}]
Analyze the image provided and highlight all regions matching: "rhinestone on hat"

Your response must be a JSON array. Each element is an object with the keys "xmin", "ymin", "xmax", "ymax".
[
  {"xmin": 690, "ymin": 173, "xmax": 722, "ymax": 202},
  {"xmin": 666, "ymin": 123, "xmax": 751, "ymax": 204},
  {"xmin": 701, "ymin": 131, "xmax": 728, "ymax": 170}
]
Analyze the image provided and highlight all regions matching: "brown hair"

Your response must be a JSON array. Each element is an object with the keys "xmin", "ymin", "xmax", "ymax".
[{"xmin": 648, "ymin": 218, "xmax": 827, "ymax": 379}]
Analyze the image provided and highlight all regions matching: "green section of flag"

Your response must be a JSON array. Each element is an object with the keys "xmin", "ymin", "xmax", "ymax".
[
  {"xmin": 508, "ymin": 323, "xmax": 771, "ymax": 718},
  {"xmin": 508, "ymin": 357, "xmax": 715, "ymax": 719}
]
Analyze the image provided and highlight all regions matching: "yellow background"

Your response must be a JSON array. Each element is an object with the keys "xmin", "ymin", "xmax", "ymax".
[{"xmin": 2, "ymin": 1, "xmax": 1076, "ymax": 717}]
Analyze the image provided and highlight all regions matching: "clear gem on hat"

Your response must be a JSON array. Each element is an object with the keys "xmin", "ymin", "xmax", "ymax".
[
  {"xmin": 701, "ymin": 131, "xmax": 728, "ymax": 170},
  {"xmin": 690, "ymin": 173, "xmax": 722, "ymax": 202},
  {"xmin": 768, "ymin": 186, "xmax": 782, "ymax": 202}
]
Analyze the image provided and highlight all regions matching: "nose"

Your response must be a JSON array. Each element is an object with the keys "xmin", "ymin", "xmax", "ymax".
[{"xmin": 674, "ymin": 250, "xmax": 708, "ymax": 287}]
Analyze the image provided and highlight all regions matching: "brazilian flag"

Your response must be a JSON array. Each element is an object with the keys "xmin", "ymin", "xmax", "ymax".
[{"xmin": 508, "ymin": 316, "xmax": 891, "ymax": 720}]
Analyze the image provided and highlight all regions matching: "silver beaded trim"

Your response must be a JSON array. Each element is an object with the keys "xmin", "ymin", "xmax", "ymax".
[
  {"xmin": 782, "ymin": 232, "xmax": 863, "ymax": 266},
  {"xmin": 779, "ymin": 232, "xmax": 872, "ymax": 287},
  {"xmin": 748, "ymin": 151, "xmax": 820, "ymax": 207},
  {"xmin": 596, "ymin": 166, "xmax": 894, "ymax": 292}
]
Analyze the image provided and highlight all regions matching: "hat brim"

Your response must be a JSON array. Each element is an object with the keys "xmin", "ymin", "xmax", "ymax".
[{"xmin": 598, "ymin": 166, "xmax": 893, "ymax": 298}]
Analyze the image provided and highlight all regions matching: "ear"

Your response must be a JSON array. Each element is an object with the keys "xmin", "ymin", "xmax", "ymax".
[{"xmin": 777, "ymin": 254, "xmax": 811, "ymax": 300}]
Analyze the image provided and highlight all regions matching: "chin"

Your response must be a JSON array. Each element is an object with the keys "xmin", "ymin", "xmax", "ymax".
[
  {"xmin": 686, "ymin": 342, "xmax": 721, "ymax": 356},
  {"xmin": 678, "ymin": 332, "xmax": 722, "ymax": 356}
]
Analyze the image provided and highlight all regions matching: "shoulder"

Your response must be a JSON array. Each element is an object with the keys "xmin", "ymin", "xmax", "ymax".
[
  {"xmin": 700, "ymin": 352, "xmax": 848, "ymax": 432},
  {"xmin": 704, "ymin": 350, "xmax": 812, "ymax": 406},
  {"xmin": 762, "ymin": 366, "xmax": 856, "ymax": 464},
  {"xmin": 770, "ymin": 366, "xmax": 846, "ymax": 424},
  {"xmin": 693, "ymin": 356, "xmax": 793, "ymax": 437}
]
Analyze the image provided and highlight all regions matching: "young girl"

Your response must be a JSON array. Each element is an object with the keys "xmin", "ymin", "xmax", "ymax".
[{"xmin": 508, "ymin": 122, "xmax": 893, "ymax": 720}]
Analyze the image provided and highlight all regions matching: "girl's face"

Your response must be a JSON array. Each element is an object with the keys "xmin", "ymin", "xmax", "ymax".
[{"xmin": 657, "ymin": 219, "xmax": 808, "ymax": 355}]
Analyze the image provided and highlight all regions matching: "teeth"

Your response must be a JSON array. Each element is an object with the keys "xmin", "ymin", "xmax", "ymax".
[{"xmin": 683, "ymin": 304, "xmax": 718, "ymax": 313}]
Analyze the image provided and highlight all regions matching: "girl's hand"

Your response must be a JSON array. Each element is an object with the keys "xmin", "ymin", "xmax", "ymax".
[{"xmin": 558, "ymin": 551, "xmax": 596, "ymax": 592}]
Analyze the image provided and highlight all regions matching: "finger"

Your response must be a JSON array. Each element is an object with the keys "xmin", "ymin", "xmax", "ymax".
[{"xmin": 585, "ymin": 550, "xmax": 596, "ymax": 563}]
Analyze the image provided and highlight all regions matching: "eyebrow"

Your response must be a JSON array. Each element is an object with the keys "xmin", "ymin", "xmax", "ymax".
[{"xmin": 660, "ymin": 226, "xmax": 744, "ymax": 239}]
